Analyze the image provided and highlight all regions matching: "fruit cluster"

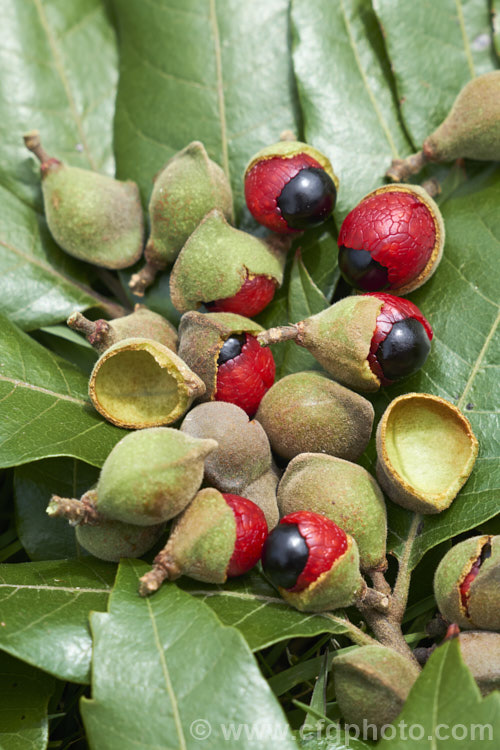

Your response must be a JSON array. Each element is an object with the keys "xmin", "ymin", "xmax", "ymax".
[{"xmin": 29, "ymin": 72, "xmax": 499, "ymax": 734}]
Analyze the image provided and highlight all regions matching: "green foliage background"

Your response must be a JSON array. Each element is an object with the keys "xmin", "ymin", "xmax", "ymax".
[{"xmin": 0, "ymin": 1, "xmax": 499, "ymax": 748}]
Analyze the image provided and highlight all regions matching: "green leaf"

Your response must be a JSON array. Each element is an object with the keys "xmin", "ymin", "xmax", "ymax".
[
  {"xmin": 297, "ymin": 735, "xmax": 372, "ymax": 750},
  {"xmin": 0, "ymin": 185, "xmax": 123, "ymax": 331},
  {"xmin": 0, "ymin": 560, "xmax": 114, "ymax": 684},
  {"xmin": 0, "ymin": 650, "xmax": 55, "ymax": 750},
  {"xmin": 277, "ymin": 251, "xmax": 330, "ymax": 378},
  {"xmin": 180, "ymin": 571, "xmax": 350, "ymax": 652},
  {"xmin": 81, "ymin": 560, "xmax": 296, "ymax": 750},
  {"xmin": 374, "ymin": 171, "xmax": 500, "ymax": 567},
  {"xmin": 291, "ymin": 0, "xmax": 412, "ymax": 219},
  {"xmin": 373, "ymin": 0, "xmax": 497, "ymax": 145},
  {"xmin": 0, "ymin": 315, "xmax": 126, "ymax": 469},
  {"xmin": 377, "ymin": 639, "xmax": 500, "ymax": 748},
  {"xmin": 14, "ymin": 458, "xmax": 99, "ymax": 560},
  {"xmin": 0, "ymin": 0, "xmax": 121, "ymax": 330},
  {"xmin": 111, "ymin": 0, "xmax": 300, "ymax": 221}
]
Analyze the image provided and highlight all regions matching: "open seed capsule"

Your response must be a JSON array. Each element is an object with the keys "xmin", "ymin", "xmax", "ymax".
[
  {"xmin": 89, "ymin": 337, "xmax": 205, "ymax": 428},
  {"xmin": 177, "ymin": 312, "xmax": 275, "ymax": 416},
  {"xmin": 259, "ymin": 293, "xmax": 432, "ymax": 392},
  {"xmin": 170, "ymin": 210, "xmax": 285, "ymax": 316},
  {"xmin": 376, "ymin": 393, "xmax": 478, "ymax": 513},
  {"xmin": 261, "ymin": 511, "xmax": 364, "ymax": 612},
  {"xmin": 244, "ymin": 139, "xmax": 339, "ymax": 233},
  {"xmin": 338, "ymin": 184, "xmax": 444, "ymax": 294},
  {"xmin": 434, "ymin": 535, "xmax": 499, "ymax": 630}
]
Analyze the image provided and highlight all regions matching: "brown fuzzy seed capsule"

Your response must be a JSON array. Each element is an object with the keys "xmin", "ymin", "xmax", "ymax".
[
  {"xmin": 333, "ymin": 645, "xmax": 420, "ymax": 736},
  {"xmin": 76, "ymin": 518, "xmax": 166, "ymax": 562},
  {"xmin": 47, "ymin": 429, "xmax": 217, "ymax": 528},
  {"xmin": 180, "ymin": 402, "xmax": 272, "ymax": 491},
  {"xmin": 241, "ymin": 465, "xmax": 280, "ymax": 530},
  {"xmin": 434, "ymin": 535, "xmax": 500, "ymax": 630},
  {"xmin": 130, "ymin": 141, "xmax": 233, "ymax": 295},
  {"xmin": 376, "ymin": 393, "xmax": 479, "ymax": 514},
  {"xmin": 89, "ymin": 337, "xmax": 205, "ymax": 429},
  {"xmin": 169, "ymin": 210, "xmax": 285, "ymax": 314},
  {"xmin": 24, "ymin": 131, "xmax": 144, "ymax": 270},
  {"xmin": 458, "ymin": 631, "xmax": 500, "ymax": 696},
  {"xmin": 277, "ymin": 453, "xmax": 387, "ymax": 572},
  {"xmin": 67, "ymin": 306, "xmax": 178, "ymax": 354},
  {"xmin": 255, "ymin": 371, "xmax": 374, "ymax": 461},
  {"xmin": 179, "ymin": 401, "xmax": 279, "ymax": 528}
]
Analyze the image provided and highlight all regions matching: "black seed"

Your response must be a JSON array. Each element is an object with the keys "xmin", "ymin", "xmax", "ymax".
[
  {"xmin": 377, "ymin": 318, "xmax": 430, "ymax": 381},
  {"xmin": 277, "ymin": 168, "xmax": 336, "ymax": 229},
  {"xmin": 261, "ymin": 523, "xmax": 309, "ymax": 589},
  {"xmin": 338, "ymin": 246, "xmax": 390, "ymax": 291},
  {"xmin": 217, "ymin": 334, "xmax": 246, "ymax": 365}
]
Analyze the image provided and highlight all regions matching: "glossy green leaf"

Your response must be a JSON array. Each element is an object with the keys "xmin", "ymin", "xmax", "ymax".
[
  {"xmin": 14, "ymin": 458, "xmax": 99, "ymax": 560},
  {"xmin": 0, "ymin": 0, "xmax": 121, "ymax": 330},
  {"xmin": 180, "ymin": 571, "xmax": 350, "ymax": 652},
  {"xmin": 111, "ymin": 0, "xmax": 300, "ymax": 221},
  {"xmin": 373, "ymin": 0, "xmax": 497, "ymax": 145},
  {"xmin": 377, "ymin": 639, "xmax": 500, "ymax": 748},
  {"xmin": 276, "ymin": 251, "xmax": 330, "ymax": 378},
  {"xmin": 0, "ymin": 560, "xmax": 115, "ymax": 684},
  {"xmin": 291, "ymin": 0, "xmax": 412, "ymax": 219},
  {"xmin": 81, "ymin": 560, "xmax": 296, "ymax": 750},
  {"xmin": 0, "ymin": 315, "xmax": 126, "ymax": 469},
  {"xmin": 0, "ymin": 651, "xmax": 55, "ymax": 750}
]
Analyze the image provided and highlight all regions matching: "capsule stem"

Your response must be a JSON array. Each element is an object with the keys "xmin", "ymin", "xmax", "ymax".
[
  {"xmin": 47, "ymin": 491, "xmax": 100, "ymax": 526},
  {"xmin": 67, "ymin": 312, "xmax": 111, "ymax": 349},
  {"xmin": 138, "ymin": 548, "xmax": 182, "ymax": 596},
  {"xmin": 257, "ymin": 325, "xmax": 299, "ymax": 347},
  {"xmin": 23, "ymin": 130, "xmax": 52, "ymax": 165},
  {"xmin": 129, "ymin": 260, "xmax": 162, "ymax": 296},
  {"xmin": 386, "ymin": 150, "xmax": 428, "ymax": 181}
]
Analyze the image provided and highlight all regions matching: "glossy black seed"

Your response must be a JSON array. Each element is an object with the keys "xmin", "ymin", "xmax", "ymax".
[
  {"xmin": 277, "ymin": 168, "xmax": 336, "ymax": 229},
  {"xmin": 261, "ymin": 523, "xmax": 309, "ymax": 589},
  {"xmin": 338, "ymin": 246, "xmax": 389, "ymax": 291},
  {"xmin": 377, "ymin": 318, "xmax": 431, "ymax": 380},
  {"xmin": 217, "ymin": 334, "xmax": 246, "ymax": 365}
]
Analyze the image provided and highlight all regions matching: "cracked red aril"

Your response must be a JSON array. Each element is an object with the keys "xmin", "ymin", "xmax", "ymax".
[
  {"xmin": 262, "ymin": 510, "xmax": 348, "ymax": 592},
  {"xmin": 216, "ymin": 333, "xmax": 275, "ymax": 416},
  {"xmin": 244, "ymin": 140, "xmax": 338, "ymax": 234},
  {"xmin": 224, "ymin": 493, "xmax": 268, "ymax": 576},
  {"xmin": 246, "ymin": 153, "xmax": 325, "ymax": 233},
  {"xmin": 365, "ymin": 293, "xmax": 433, "ymax": 385},
  {"xmin": 206, "ymin": 273, "xmax": 277, "ymax": 317},
  {"xmin": 338, "ymin": 185, "xmax": 444, "ymax": 294}
]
